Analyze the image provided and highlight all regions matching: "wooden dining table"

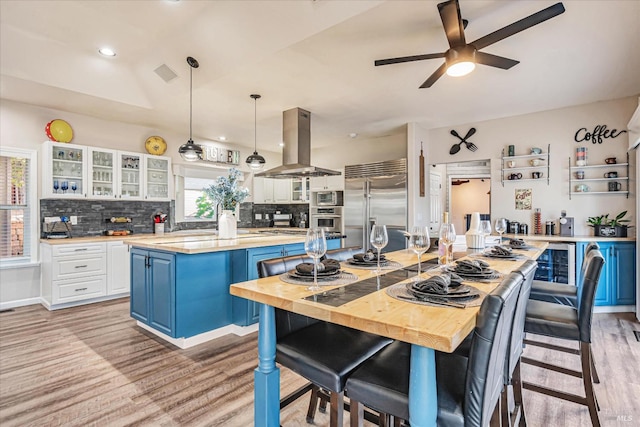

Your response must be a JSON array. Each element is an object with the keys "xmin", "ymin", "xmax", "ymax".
[{"xmin": 229, "ymin": 241, "xmax": 548, "ymax": 427}]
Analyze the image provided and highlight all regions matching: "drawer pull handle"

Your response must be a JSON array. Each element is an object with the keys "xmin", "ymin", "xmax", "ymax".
[
  {"xmin": 74, "ymin": 248, "xmax": 88, "ymax": 252},
  {"xmin": 75, "ymin": 265, "xmax": 88, "ymax": 269},
  {"xmin": 75, "ymin": 288, "xmax": 88, "ymax": 292}
]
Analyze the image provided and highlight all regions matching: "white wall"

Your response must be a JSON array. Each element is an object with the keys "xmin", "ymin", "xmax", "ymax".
[
  {"xmin": 422, "ymin": 96, "xmax": 638, "ymax": 236},
  {"xmin": 451, "ymin": 179, "xmax": 491, "ymax": 233},
  {"xmin": 312, "ymin": 131, "xmax": 407, "ymax": 170}
]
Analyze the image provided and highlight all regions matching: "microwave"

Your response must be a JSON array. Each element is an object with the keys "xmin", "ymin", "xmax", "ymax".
[{"xmin": 315, "ymin": 190, "xmax": 343, "ymax": 206}]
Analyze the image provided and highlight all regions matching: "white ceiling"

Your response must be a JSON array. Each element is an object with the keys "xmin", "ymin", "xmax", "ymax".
[{"xmin": 1, "ymin": 0, "xmax": 639, "ymax": 151}]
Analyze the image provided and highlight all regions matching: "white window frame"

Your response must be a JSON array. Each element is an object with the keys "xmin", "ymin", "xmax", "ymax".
[
  {"xmin": 0, "ymin": 147, "xmax": 38, "ymax": 268},
  {"xmin": 173, "ymin": 163, "xmax": 244, "ymax": 224}
]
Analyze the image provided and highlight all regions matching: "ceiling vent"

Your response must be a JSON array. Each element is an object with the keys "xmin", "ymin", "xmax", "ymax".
[{"xmin": 154, "ymin": 64, "xmax": 178, "ymax": 83}]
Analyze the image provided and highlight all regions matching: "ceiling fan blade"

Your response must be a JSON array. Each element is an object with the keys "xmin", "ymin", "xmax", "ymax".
[
  {"xmin": 475, "ymin": 51, "xmax": 520, "ymax": 69},
  {"xmin": 438, "ymin": 0, "xmax": 466, "ymax": 48},
  {"xmin": 419, "ymin": 63, "xmax": 448, "ymax": 88},
  {"xmin": 470, "ymin": 2, "xmax": 565, "ymax": 50},
  {"xmin": 374, "ymin": 53, "xmax": 445, "ymax": 66}
]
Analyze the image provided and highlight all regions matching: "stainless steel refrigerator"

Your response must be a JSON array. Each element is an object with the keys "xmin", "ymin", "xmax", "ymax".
[{"xmin": 344, "ymin": 159, "xmax": 407, "ymax": 253}]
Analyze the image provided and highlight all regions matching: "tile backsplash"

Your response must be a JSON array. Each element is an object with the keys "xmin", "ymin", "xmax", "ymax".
[{"xmin": 40, "ymin": 200, "xmax": 308, "ymax": 237}]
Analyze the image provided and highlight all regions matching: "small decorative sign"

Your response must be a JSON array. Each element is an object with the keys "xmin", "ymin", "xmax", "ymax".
[
  {"xmin": 515, "ymin": 188, "xmax": 532, "ymax": 210},
  {"xmin": 200, "ymin": 144, "xmax": 240, "ymax": 165},
  {"xmin": 574, "ymin": 125, "xmax": 627, "ymax": 144}
]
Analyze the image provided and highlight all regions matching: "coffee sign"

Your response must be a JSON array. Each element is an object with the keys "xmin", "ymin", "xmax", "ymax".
[
  {"xmin": 574, "ymin": 124, "xmax": 627, "ymax": 144},
  {"xmin": 200, "ymin": 144, "xmax": 240, "ymax": 165}
]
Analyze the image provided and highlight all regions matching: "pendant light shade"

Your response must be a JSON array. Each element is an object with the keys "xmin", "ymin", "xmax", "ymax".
[
  {"xmin": 179, "ymin": 56, "xmax": 203, "ymax": 161},
  {"xmin": 246, "ymin": 94, "xmax": 266, "ymax": 170}
]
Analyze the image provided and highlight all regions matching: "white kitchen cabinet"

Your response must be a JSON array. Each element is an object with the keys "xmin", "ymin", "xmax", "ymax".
[
  {"xmin": 41, "ymin": 242, "xmax": 108, "ymax": 308},
  {"xmin": 41, "ymin": 142, "xmax": 171, "ymax": 201},
  {"xmin": 253, "ymin": 177, "xmax": 292, "ymax": 203},
  {"xmin": 144, "ymin": 155, "xmax": 171, "ymax": 200},
  {"xmin": 40, "ymin": 141, "xmax": 88, "ymax": 198},
  {"xmin": 309, "ymin": 173, "xmax": 344, "ymax": 191},
  {"xmin": 107, "ymin": 241, "xmax": 131, "ymax": 295},
  {"xmin": 291, "ymin": 178, "xmax": 309, "ymax": 202}
]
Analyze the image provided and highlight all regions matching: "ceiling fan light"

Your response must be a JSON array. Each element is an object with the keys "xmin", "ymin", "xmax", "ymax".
[
  {"xmin": 179, "ymin": 139, "xmax": 203, "ymax": 161},
  {"xmin": 447, "ymin": 61, "xmax": 475, "ymax": 77}
]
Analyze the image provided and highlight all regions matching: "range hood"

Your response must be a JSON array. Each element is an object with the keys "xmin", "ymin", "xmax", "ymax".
[{"xmin": 255, "ymin": 107, "xmax": 341, "ymax": 179}]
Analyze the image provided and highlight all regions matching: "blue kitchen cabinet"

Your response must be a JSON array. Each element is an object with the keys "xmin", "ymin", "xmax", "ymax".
[
  {"xmin": 130, "ymin": 247, "xmax": 231, "ymax": 338},
  {"xmin": 576, "ymin": 241, "xmax": 636, "ymax": 306},
  {"xmin": 327, "ymin": 238, "xmax": 341, "ymax": 251},
  {"xmin": 231, "ymin": 243, "xmax": 307, "ymax": 326}
]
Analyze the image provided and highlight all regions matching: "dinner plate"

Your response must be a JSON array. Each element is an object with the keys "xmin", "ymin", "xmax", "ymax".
[
  {"xmin": 407, "ymin": 283, "xmax": 472, "ymax": 296},
  {"xmin": 288, "ymin": 272, "xmax": 341, "ymax": 282},
  {"xmin": 481, "ymin": 252, "xmax": 518, "ymax": 259},
  {"xmin": 447, "ymin": 268, "xmax": 498, "ymax": 277},
  {"xmin": 288, "ymin": 269, "xmax": 341, "ymax": 278},
  {"xmin": 407, "ymin": 287, "xmax": 479, "ymax": 301},
  {"xmin": 347, "ymin": 258, "xmax": 388, "ymax": 266}
]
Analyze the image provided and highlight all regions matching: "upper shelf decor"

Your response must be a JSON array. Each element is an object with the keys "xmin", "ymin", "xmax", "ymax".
[
  {"xmin": 449, "ymin": 128, "xmax": 477, "ymax": 154},
  {"xmin": 145, "ymin": 136, "xmax": 167, "ymax": 156},
  {"xmin": 45, "ymin": 119, "xmax": 73, "ymax": 143}
]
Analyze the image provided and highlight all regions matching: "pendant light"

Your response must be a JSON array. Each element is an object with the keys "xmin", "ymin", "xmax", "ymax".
[
  {"xmin": 178, "ymin": 56, "xmax": 203, "ymax": 161},
  {"xmin": 246, "ymin": 94, "xmax": 266, "ymax": 170}
]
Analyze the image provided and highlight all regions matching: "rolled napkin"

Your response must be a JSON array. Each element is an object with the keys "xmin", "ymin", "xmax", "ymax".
[
  {"xmin": 454, "ymin": 259, "xmax": 491, "ymax": 274},
  {"xmin": 296, "ymin": 259, "xmax": 341, "ymax": 275},
  {"xmin": 508, "ymin": 238, "xmax": 527, "ymax": 248},
  {"xmin": 411, "ymin": 273, "xmax": 464, "ymax": 295},
  {"xmin": 488, "ymin": 245, "xmax": 513, "ymax": 256},
  {"xmin": 353, "ymin": 249, "xmax": 386, "ymax": 262}
]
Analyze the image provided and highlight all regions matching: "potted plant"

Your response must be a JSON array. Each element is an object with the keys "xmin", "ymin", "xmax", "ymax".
[
  {"xmin": 203, "ymin": 168, "xmax": 249, "ymax": 238},
  {"xmin": 587, "ymin": 211, "xmax": 632, "ymax": 237}
]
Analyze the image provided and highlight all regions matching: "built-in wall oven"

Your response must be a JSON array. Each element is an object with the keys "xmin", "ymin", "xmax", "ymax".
[
  {"xmin": 311, "ymin": 207, "xmax": 342, "ymax": 233},
  {"xmin": 532, "ymin": 242, "xmax": 576, "ymax": 304}
]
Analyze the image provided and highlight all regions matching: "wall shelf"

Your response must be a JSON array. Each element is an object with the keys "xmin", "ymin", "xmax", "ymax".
[
  {"xmin": 501, "ymin": 143, "xmax": 550, "ymax": 186},
  {"xmin": 568, "ymin": 152, "xmax": 629, "ymax": 199}
]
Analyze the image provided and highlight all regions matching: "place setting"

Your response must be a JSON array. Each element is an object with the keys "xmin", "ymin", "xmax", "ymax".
[
  {"xmin": 279, "ymin": 228, "xmax": 357, "ymax": 289},
  {"xmin": 444, "ymin": 259, "xmax": 503, "ymax": 283},
  {"xmin": 473, "ymin": 244, "xmax": 528, "ymax": 260},
  {"xmin": 386, "ymin": 272, "xmax": 484, "ymax": 308},
  {"xmin": 505, "ymin": 237, "xmax": 537, "ymax": 251},
  {"xmin": 345, "ymin": 225, "xmax": 402, "ymax": 272}
]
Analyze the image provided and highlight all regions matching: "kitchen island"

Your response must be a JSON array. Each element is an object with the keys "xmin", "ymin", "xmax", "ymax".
[{"xmin": 126, "ymin": 231, "xmax": 341, "ymax": 348}]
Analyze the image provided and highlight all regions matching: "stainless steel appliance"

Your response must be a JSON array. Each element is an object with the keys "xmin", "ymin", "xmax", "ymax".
[
  {"xmin": 344, "ymin": 159, "xmax": 407, "ymax": 253},
  {"xmin": 532, "ymin": 242, "xmax": 576, "ymax": 303},
  {"xmin": 272, "ymin": 213, "xmax": 292, "ymax": 228},
  {"xmin": 311, "ymin": 207, "xmax": 342, "ymax": 233},
  {"xmin": 315, "ymin": 190, "xmax": 343, "ymax": 206}
]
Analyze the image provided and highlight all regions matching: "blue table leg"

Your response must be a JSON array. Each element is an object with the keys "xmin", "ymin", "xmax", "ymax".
[
  {"xmin": 409, "ymin": 344, "xmax": 438, "ymax": 427},
  {"xmin": 254, "ymin": 304, "xmax": 280, "ymax": 427}
]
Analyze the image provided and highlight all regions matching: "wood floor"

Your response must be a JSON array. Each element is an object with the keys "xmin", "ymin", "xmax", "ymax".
[{"xmin": 0, "ymin": 298, "xmax": 638, "ymax": 426}]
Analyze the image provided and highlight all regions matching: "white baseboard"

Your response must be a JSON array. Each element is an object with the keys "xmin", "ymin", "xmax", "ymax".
[
  {"xmin": 0, "ymin": 297, "xmax": 42, "ymax": 311},
  {"xmin": 136, "ymin": 321, "xmax": 259, "ymax": 349},
  {"xmin": 40, "ymin": 293, "xmax": 129, "ymax": 311},
  {"xmin": 594, "ymin": 305, "xmax": 636, "ymax": 314}
]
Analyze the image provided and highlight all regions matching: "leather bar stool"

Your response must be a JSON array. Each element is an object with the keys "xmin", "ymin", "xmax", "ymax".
[
  {"xmin": 521, "ymin": 249, "xmax": 605, "ymax": 427},
  {"xmin": 501, "ymin": 260, "xmax": 537, "ymax": 427},
  {"xmin": 529, "ymin": 242, "xmax": 599, "ymax": 307},
  {"xmin": 345, "ymin": 272, "xmax": 524, "ymax": 427},
  {"xmin": 258, "ymin": 251, "xmax": 392, "ymax": 427}
]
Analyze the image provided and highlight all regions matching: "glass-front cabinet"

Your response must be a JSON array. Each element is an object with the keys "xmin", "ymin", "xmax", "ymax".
[
  {"xmin": 117, "ymin": 151, "xmax": 143, "ymax": 199},
  {"xmin": 145, "ymin": 156, "xmax": 170, "ymax": 200},
  {"xmin": 291, "ymin": 178, "xmax": 309, "ymax": 202},
  {"xmin": 42, "ymin": 142, "xmax": 87, "ymax": 198},
  {"xmin": 89, "ymin": 148, "xmax": 117, "ymax": 198}
]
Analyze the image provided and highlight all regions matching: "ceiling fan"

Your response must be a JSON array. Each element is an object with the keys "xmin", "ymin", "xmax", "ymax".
[{"xmin": 375, "ymin": 0, "xmax": 565, "ymax": 88}]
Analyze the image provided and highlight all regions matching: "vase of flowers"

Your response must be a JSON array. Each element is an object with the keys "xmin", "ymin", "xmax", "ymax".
[{"xmin": 203, "ymin": 168, "xmax": 249, "ymax": 239}]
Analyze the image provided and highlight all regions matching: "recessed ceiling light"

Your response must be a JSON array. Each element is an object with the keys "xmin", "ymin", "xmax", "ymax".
[
  {"xmin": 349, "ymin": 133, "xmax": 358, "ymax": 138},
  {"xmin": 98, "ymin": 47, "xmax": 116, "ymax": 57},
  {"xmin": 219, "ymin": 136, "xmax": 226, "ymax": 141}
]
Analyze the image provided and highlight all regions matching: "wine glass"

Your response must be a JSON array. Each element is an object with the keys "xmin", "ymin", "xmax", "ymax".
[
  {"xmin": 480, "ymin": 220, "xmax": 492, "ymax": 248},
  {"xmin": 409, "ymin": 226, "xmax": 430, "ymax": 281},
  {"xmin": 495, "ymin": 218, "xmax": 507, "ymax": 245},
  {"xmin": 370, "ymin": 224, "xmax": 388, "ymax": 274},
  {"xmin": 305, "ymin": 228, "xmax": 327, "ymax": 291},
  {"xmin": 53, "ymin": 180, "xmax": 59, "ymax": 193},
  {"xmin": 438, "ymin": 223, "xmax": 456, "ymax": 266},
  {"xmin": 60, "ymin": 181, "xmax": 69, "ymax": 194},
  {"xmin": 70, "ymin": 182, "xmax": 77, "ymax": 194}
]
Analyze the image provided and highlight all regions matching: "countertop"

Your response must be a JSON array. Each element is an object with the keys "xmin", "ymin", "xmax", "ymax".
[
  {"xmin": 40, "ymin": 228, "xmax": 311, "ymax": 254},
  {"xmin": 503, "ymin": 233, "xmax": 636, "ymax": 243}
]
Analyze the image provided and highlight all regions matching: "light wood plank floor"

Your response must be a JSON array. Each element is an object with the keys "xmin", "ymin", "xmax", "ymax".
[{"xmin": 0, "ymin": 299, "xmax": 638, "ymax": 426}]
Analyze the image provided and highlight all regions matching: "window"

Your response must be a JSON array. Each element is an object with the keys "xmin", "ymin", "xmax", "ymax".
[
  {"xmin": 0, "ymin": 148, "xmax": 38, "ymax": 266},
  {"xmin": 174, "ymin": 164, "xmax": 245, "ymax": 223}
]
